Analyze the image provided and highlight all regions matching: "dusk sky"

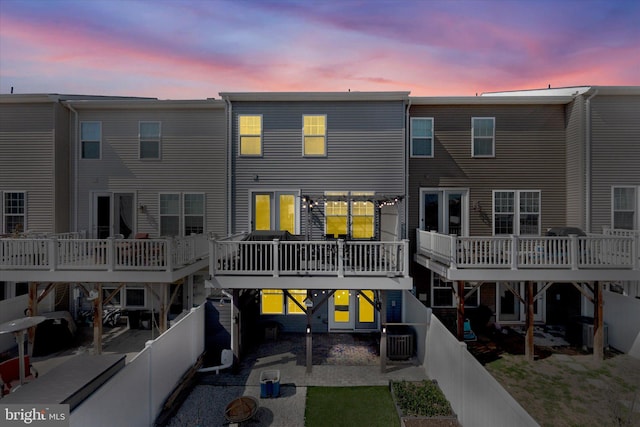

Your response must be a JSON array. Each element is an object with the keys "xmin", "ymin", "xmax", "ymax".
[{"xmin": 1, "ymin": 0, "xmax": 639, "ymax": 99}]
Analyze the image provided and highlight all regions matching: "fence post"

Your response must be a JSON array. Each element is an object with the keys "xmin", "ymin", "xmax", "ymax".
[
  {"xmin": 570, "ymin": 234, "xmax": 579, "ymax": 270},
  {"xmin": 165, "ymin": 238, "xmax": 173, "ymax": 272},
  {"xmin": 49, "ymin": 237, "xmax": 57, "ymax": 271},
  {"xmin": 209, "ymin": 239, "xmax": 216, "ymax": 277},
  {"xmin": 449, "ymin": 235, "xmax": 457, "ymax": 269},
  {"xmin": 338, "ymin": 239, "xmax": 345, "ymax": 278},
  {"xmin": 402, "ymin": 239, "xmax": 410, "ymax": 277},
  {"xmin": 107, "ymin": 237, "xmax": 115, "ymax": 272},
  {"xmin": 272, "ymin": 239, "xmax": 279, "ymax": 277},
  {"xmin": 511, "ymin": 235, "xmax": 519, "ymax": 270}
]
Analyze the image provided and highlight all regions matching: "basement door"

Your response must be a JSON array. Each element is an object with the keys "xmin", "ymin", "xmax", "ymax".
[
  {"xmin": 328, "ymin": 289, "xmax": 377, "ymax": 331},
  {"xmin": 496, "ymin": 283, "xmax": 544, "ymax": 323}
]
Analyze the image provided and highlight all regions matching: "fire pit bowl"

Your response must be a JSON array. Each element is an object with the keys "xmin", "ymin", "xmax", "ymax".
[{"xmin": 224, "ymin": 395, "xmax": 259, "ymax": 423}]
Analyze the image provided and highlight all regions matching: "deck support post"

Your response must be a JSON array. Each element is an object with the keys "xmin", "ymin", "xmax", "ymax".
[
  {"xmin": 306, "ymin": 322, "xmax": 312, "ymax": 374},
  {"xmin": 456, "ymin": 281, "xmax": 465, "ymax": 341},
  {"xmin": 593, "ymin": 281, "xmax": 604, "ymax": 363},
  {"xmin": 159, "ymin": 283, "xmax": 168, "ymax": 333},
  {"xmin": 525, "ymin": 281, "xmax": 535, "ymax": 362},
  {"xmin": 380, "ymin": 290, "xmax": 387, "ymax": 373},
  {"xmin": 232, "ymin": 289, "xmax": 240, "ymax": 362},
  {"xmin": 93, "ymin": 283, "xmax": 103, "ymax": 355},
  {"xmin": 27, "ymin": 282, "xmax": 38, "ymax": 356}
]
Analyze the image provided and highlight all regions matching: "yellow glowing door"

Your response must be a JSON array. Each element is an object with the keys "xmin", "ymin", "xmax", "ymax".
[
  {"xmin": 333, "ymin": 290, "xmax": 350, "ymax": 323},
  {"xmin": 279, "ymin": 194, "xmax": 295, "ymax": 233},
  {"xmin": 254, "ymin": 194, "xmax": 271, "ymax": 231},
  {"xmin": 358, "ymin": 290, "xmax": 375, "ymax": 323}
]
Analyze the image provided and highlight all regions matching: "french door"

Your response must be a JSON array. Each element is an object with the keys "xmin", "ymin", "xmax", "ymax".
[
  {"xmin": 91, "ymin": 192, "xmax": 135, "ymax": 238},
  {"xmin": 420, "ymin": 188, "xmax": 468, "ymax": 235},
  {"xmin": 328, "ymin": 289, "xmax": 377, "ymax": 331},
  {"xmin": 252, "ymin": 191, "xmax": 299, "ymax": 233}
]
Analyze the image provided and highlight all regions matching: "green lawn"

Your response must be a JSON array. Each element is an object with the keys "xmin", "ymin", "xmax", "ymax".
[{"xmin": 305, "ymin": 386, "xmax": 401, "ymax": 427}]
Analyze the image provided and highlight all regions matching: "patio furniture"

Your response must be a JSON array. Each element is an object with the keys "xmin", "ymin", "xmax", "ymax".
[
  {"xmin": 0, "ymin": 316, "xmax": 46, "ymax": 386},
  {"xmin": 463, "ymin": 319, "xmax": 477, "ymax": 342},
  {"xmin": 0, "ymin": 356, "xmax": 38, "ymax": 396}
]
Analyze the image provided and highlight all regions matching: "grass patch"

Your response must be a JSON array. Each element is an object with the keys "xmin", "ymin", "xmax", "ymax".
[
  {"xmin": 391, "ymin": 380, "xmax": 453, "ymax": 417},
  {"xmin": 305, "ymin": 386, "xmax": 400, "ymax": 427}
]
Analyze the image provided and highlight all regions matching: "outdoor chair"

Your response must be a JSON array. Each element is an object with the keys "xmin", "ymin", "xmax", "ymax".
[{"xmin": 0, "ymin": 356, "xmax": 39, "ymax": 396}]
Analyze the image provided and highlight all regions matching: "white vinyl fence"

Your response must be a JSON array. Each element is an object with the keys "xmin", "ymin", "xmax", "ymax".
[
  {"xmin": 604, "ymin": 290, "xmax": 640, "ymax": 359},
  {"xmin": 402, "ymin": 291, "xmax": 539, "ymax": 427},
  {"xmin": 71, "ymin": 305, "xmax": 205, "ymax": 427}
]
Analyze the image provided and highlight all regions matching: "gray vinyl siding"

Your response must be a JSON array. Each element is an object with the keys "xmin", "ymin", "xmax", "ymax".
[
  {"xmin": 53, "ymin": 103, "xmax": 71, "ymax": 232},
  {"xmin": 589, "ymin": 95, "xmax": 640, "ymax": 233},
  {"xmin": 408, "ymin": 104, "xmax": 567, "ymax": 238},
  {"xmin": 73, "ymin": 104, "xmax": 227, "ymax": 238},
  {"xmin": 565, "ymin": 97, "xmax": 585, "ymax": 229},
  {"xmin": 230, "ymin": 101, "xmax": 406, "ymax": 237},
  {"xmin": 0, "ymin": 101, "xmax": 63, "ymax": 233}
]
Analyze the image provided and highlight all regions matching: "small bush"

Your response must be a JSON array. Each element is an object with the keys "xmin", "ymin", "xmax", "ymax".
[{"xmin": 392, "ymin": 380, "xmax": 453, "ymax": 417}]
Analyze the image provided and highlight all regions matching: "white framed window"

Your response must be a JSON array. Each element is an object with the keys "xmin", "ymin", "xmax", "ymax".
[
  {"xmin": 159, "ymin": 193, "xmax": 205, "ymax": 236},
  {"xmin": 324, "ymin": 191, "xmax": 375, "ymax": 239},
  {"xmin": 102, "ymin": 287, "xmax": 122, "ymax": 306},
  {"xmin": 472, "ymin": 117, "xmax": 495, "ymax": 157},
  {"xmin": 239, "ymin": 115, "xmax": 262, "ymax": 156},
  {"xmin": 260, "ymin": 289, "xmax": 307, "ymax": 315},
  {"xmin": 411, "ymin": 118, "xmax": 434, "ymax": 157},
  {"xmin": 303, "ymin": 115, "xmax": 327, "ymax": 156},
  {"xmin": 139, "ymin": 121, "xmax": 161, "ymax": 159},
  {"xmin": 125, "ymin": 287, "xmax": 145, "ymax": 308},
  {"xmin": 431, "ymin": 273, "xmax": 479, "ymax": 308},
  {"xmin": 612, "ymin": 186, "xmax": 637, "ymax": 230},
  {"xmin": 493, "ymin": 190, "xmax": 540, "ymax": 235},
  {"xmin": 81, "ymin": 121, "xmax": 101, "ymax": 159},
  {"xmin": 2, "ymin": 191, "xmax": 26, "ymax": 234}
]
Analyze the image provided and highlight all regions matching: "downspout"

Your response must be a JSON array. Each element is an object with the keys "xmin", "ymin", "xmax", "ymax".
[
  {"xmin": 224, "ymin": 97, "xmax": 233, "ymax": 236},
  {"xmin": 65, "ymin": 102, "xmax": 80, "ymax": 232},
  {"xmin": 585, "ymin": 89, "xmax": 598, "ymax": 233},
  {"xmin": 404, "ymin": 97, "xmax": 412, "ymax": 240}
]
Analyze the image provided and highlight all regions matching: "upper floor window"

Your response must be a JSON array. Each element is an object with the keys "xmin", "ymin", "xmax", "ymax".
[
  {"xmin": 303, "ymin": 115, "xmax": 326, "ymax": 156},
  {"xmin": 81, "ymin": 121, "xmax": 101, "ymax": 159},
  {"xmin": 159, "ymin": 193, "xmax": 205, "ymax": 236},
  {"xmin": 411, "ymin": 118, "xmax": 434, "ymax": 157},
  {"xmin": 139, "ymin": 121, "xmax": 161, "ymax": 159},
  {"xmin": 325, "ymin": 191, "xmax": 375, "ymax": 239},
  {"xmin": 472, "ymin": 117, "xmax": 495, "ymax": 157},
  {"xmin": 493, "ymin": 190, "xmax": 540, "ymax": 235},
  {"xmin": 2, "ymin": 191, "xmax": 26, "ymax": 234},
  {"xmin": 239, "ymin": 115, "xmax": 262, "ymax": 156},
  {"xmin": 612, "ymin": 186, "xmax": 637, "ymax": 230}
]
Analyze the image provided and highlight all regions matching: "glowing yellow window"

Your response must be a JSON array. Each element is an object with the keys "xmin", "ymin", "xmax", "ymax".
[
  {"xmin": 325, "ymin": 195, "xmax": 348, "ymax": 238},
  {"xmin": 287, "ymin": 289, "xmax": 307, "ymax": 314},
  {"xmin": 358, "ymin": 290, "xmax": 375, "ymax": 323},
  {"xmin": 261, "ymin": 289, "xmax": 283, "ymax": 314},
  {"xmin": 334, "ymin": 290, "xmax": 350, "ymax": 323},
  {"xmin": 254, "ymin": 194, "xmax": 271, "ymax": 231},
  {"xmin": 303, "ymin": 115, "xmax": 326, "ymax": 156},
  {"xmin": 239, "ymin": 115, "xmax": 262, "ymax": 156},
  {"xmin": 352, "ymin": 193, "xmax": 374, "ymax": 239},
  {"xmin": 279, "ymin": 194, "xmax": 295, "ymax": 234}
]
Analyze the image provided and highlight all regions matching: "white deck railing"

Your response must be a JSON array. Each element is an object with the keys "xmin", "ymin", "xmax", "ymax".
[
  {"xmin": 211, "ymin": 239, "xmax": 410, "ymax": 278},
  {"xmin": 0, "ymin": 234, "xmax": 208, "ymax": 272},
  {"xmin": 416, "ymin": 229, "xmax": 639, "ymax": 270}
]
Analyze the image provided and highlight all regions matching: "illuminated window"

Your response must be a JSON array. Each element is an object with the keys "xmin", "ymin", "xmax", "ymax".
[
  {"xmin": 472, "ymin": 117, "xmax": 495, "ymax": 157},
  {"xmin": 261, "ymin": 289, "xmax": 284, "ymax": 314},
  {"xmin": 325, "ymin": 192, "xmax": 348, "ymax": 238},
  {"xmin": 81, "ymin": 121, "xmax": 101, "ymax": 159},
  {"xmin": 139, "ymin": 121, "xmax": 161, "ymax": 159},
  {"xmin": 351, "ymin": 192, "xmax": 374, "ymax": 239},
  {"xmin": 287, "ymin": 289, "xmax": 307, "ymax": 314},
  {"xmin": 411, "ymin": 118, "xmax": 433, "ymax": 157},
  {"xmin": 303, "ymin": 115, "xmax": 326, "ymax": 156},
  {"xmin": 239, "ymin": 115, "xmax": 262, "ymax": 156}
]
